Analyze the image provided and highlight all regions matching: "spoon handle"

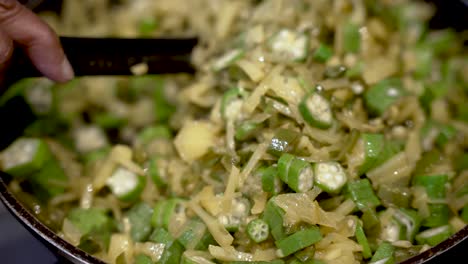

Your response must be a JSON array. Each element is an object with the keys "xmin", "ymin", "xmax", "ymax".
[{"xmin": 4, "ymin": 36, "xmax": 198, "ymax": 88}]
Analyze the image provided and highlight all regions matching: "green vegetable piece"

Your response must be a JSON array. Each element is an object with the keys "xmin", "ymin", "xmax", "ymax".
[
  {"xmin": 412, "ymin": 174, "xmax": 448, "ymax": 199},
  {"xmin": 420, "ymin": 120, "xmax": 457, "ymax": 148},
  {"xmin": 361, "ymin": 207, "xmax": 380, "ymax": 235},
  {"xmin": 419, "ymin": 81, "xmax": 448, "ymax": 111},
  {"xmin": 393, "ymin": 208, "xmax": 422, "ymax": 242},
  {"xmin": 68, "ymin": 208, "xmax": 112, "ymax": 235},
  {"xmin": 377, "ymin": 185, "xmax": 411, "ymax": 208},
  {"xmin": 413, "ymin": 164, "xmax": 450, "ymax": 227},
  {"xmin": 106, "ymin": 167, "xmax": 146, "ymax": 202},
  {"xmin": 138, "ymin": 125, "xmax": 172, "ymax": 144},
  {"xmin": 23, "ymin": 118, "xmax": 67, "ymax": 138},
  {"xmin": 423, "ymin": 204, "xmax": 450, "ymax": 228},
  {"xmin": 294, "ymin": 246, "xmax": 316, "ymax": 262},
  {"xmin": 235, "ymin": 122, "xmax": 262, "ymax": 141},
  {"xmin": 263, "ymin": 199, "xmax": 286, "ymax": 240},
  {"xmin": 455, "ymin": 153, "xmax": 468, "ymax": 172},
  {"xmin": 277, "ymin": 154, "xmax": 314, "ymax": 193},
  {"xmin": 278, "ymin": 153, "xmax": 295, "ymax": 181},
  {"xmin": 358, "ymin": 133, "xmax": 385, "ymax": 175},
  {"xmin": 343, "ymin": 22, "xmax": 361, "ymax": 53},
  {"xmin": 149, "ymin": 228, "xmax": 183, "ymax": 264},
  {"xmin": 134, "ymin": 254, "xmax": 153, "ymax": 264},
  {"xmin": 312, "ymin": 43, "xmax": 333, "ymax": 63},
  {"xmin": 423, "ymin": 30, "xmax": 457, "ymax": 55},
  {"xmin": 346, "ymin": 62, "xmax": 364, "ymax": 79},
  {"xmin": 127, "ymin": 203, "xmax": 154, "ymax": 242},
  {"xmin": 355, "ymin": 222, "xmax": 372, "ymax": 259},
  {"xmin": 82, "ymin": 147, "xmax": 110, "ymax": 165},
  {"xmin": 275, "ymin": 226, "xmax": 322, "ymax": 257},
  {"xmin": 92, "ymin": 112, "xmax": 126, "ymax": 129},
  {"xmin": 0, "ymin": 138, "xmax": 52, "ymax": 178},
  {"xmin": 78, "ymin": 226, "xmax": 112, "ymax": 255},
  {"xmin": 151, "ymin": 199, "xmax": 185, "ymax": 229},
  {"xmin": 370, "ymin": 242, "xmax": 395, "ymax": 264},
  {"xmin": 139, "ymin": 17, "xmax": 158, "ymax": 36},
  {"xmin": 0, "ymin": 78, "xmax": 37, "ymax": 105},
  {"xmin": 413, "ymin": 150, "xmax": 443, "ymax": 176},
  {"xmin": 371, "ymin": 141, "xmax": 402, "ymax": 171},
  {"xmin": 247, "ymin": 219, "xmax": 270, "ymax": 243},
  {"xmin": 346, "ymin": 179, "xmax": 381, "ymax": 210},
  {"xmin": 415, "ymin": 225, "xmax": 453, "ymax": 246},
  {"xmin": 314, "ymin": 161, "xmax": 347, "ymax": 194},
  {"xmin": 365, "ymin": 78, "xmax": 405, "ymax": 116},
  {"xmin": 150, "ymin": 77, "xmax": 175, "ymax": 122},
  {"xmin": 461, "ymin": 205, "xmax": 468, "ymax": 223},
  {"xmin": 148, "ymin": 157, "xmax": 167, "ymax": 188},
  {"xmin": 261, "ymin": 166, "xmax": 282, "ymax": 195},
  {"xmin": 268, "ymin": 129, "xmax": 301, "ymax": 157},
  {"xmin": 435, "ymin": 125, "xmax": 457, "ymax": 147},
  {"xmin": 30, "ymin": 158, "xmax": 68, "ymax": 199},
  {"xmin": 177, "ymin": 218, "xmax": 216, "ymax": 250},
  {"xmin": 413, "ymin": 47, "xmax": 433, "ymax": 79},
  {"xmin": 456, "ymin": 102, "xmax": 468, "ymax": 122},
  {"xmin": 299, "ymin": 93, "xmax": 333, "ymax": 129}
]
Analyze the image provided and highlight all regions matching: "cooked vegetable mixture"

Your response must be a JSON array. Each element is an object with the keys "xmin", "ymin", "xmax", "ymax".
[{"xmin": 1, "ymin": 0, "xmax": 468, "ymax": 263}]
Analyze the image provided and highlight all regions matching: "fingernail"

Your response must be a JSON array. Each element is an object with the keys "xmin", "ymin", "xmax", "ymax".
[{"xmin": 60, "ymin": 56, "xmax": 74, "ymax": 81}]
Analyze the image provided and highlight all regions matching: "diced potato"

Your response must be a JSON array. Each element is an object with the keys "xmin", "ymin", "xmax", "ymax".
[{"xmin": 175, "ymin": 120, "xmax": 217, "ymax": 162}]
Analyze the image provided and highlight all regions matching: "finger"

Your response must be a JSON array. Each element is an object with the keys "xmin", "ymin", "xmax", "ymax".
[
  {"xmin": 0, "ymin": 29, "xmax": 13, "ymax": 83},
  {"xmin": 0, "ymin": 0, "xmax": 74, "ymax": 83}
]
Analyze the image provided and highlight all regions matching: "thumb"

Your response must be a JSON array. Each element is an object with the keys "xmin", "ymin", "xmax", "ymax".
[{"xmin": 0, "ymin": 0, "xmax": 74, "ymax": 83}]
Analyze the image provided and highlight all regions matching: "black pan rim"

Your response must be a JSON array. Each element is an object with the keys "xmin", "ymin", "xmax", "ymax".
[{"xmin": 0, "ymin": 172, "xmax": 105, "ymax": 264}]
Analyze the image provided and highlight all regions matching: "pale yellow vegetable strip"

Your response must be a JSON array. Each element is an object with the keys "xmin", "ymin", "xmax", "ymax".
[
  {"xmin": 251, "ymin": 192, "xmax": 268, "ymax": 215},
  {"xmin": 405, "ymin": 130, "xmax": 422, "ymax": 164},
  {"xmin": 239, "ymin": 140, "xmax": 269, "ymax": 186},
  {"xmin": 252, "ymin": 248, "xmax": 278, "ymax": 261},
  {"xmin": 114, "ymin": 159, "xmax": 145, "ymax": 175},
  {"xmin": 215, "ymin": 1, "xmax": 242, "ymax": 39},
  {"xmin": 333, "ymin": 199, "xmax": 356, "ymax": 216},
  {"xmin": 242, "ymin": 65, "xmax": 283, "ymax": 115},
  {"xmin": 198, "ymin": 186, "xmax": 223, "ymax": 216},
  {"xmin": 303, "ymin": 126, "xmax": 342, "ymax": 145},
  {"xmin": 134, "ymin": 242, "xmax": 166, "ymax": 263},
  {"xmin": 274, "ymin": 193, "xmax": 343, "ymax": 229},
  {"xmin": 226, "ymin": 119, "xmax": 237, "ymax": 156},
  {"xmin": 188, "ymin": 201, "xmax": 234, "ymax": 247},
  {"xmin": 92, "ymin": 159, "xmax": 115, "ymax": 191},
  {"xmin": 107, "ymin": 234, "xmax": 134, "ymax": 264},
  {"xmin": 208, "ymin": 245, "xmax": 253, "ymax": 262},
  {"xmin": 236, "ymin": 59, "xmax": 265, "ymax": 82},
  {"xmin": 367, "ymin": 152, "xmax": 413, "ymax": 187},
  {"xmin": 62, "ymin": 219, "xmax": 82, "ymax": 246},
  {"xmin": 221, "ymin": 166, "xmax": 240, "ymax": 213}
]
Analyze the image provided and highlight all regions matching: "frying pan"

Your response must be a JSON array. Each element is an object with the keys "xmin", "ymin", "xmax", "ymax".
[{"xmin": 1, "ymin": 0, "xmax": 467, "ymax": 263}]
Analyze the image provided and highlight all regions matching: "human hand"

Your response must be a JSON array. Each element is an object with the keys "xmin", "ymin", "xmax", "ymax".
[{"xmin": 0, "ymin": 0, "xmax": 74, "ymax": 83}]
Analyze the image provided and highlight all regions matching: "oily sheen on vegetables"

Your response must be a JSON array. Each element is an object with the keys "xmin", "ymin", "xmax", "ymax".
[{"xmin": 0, "ymin": 0, "xmax": 467, "ymax": 263}]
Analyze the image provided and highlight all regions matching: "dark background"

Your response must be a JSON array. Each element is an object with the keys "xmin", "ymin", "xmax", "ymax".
[{"xmin": 0, "ymin": 202, "xmax": 57, "ymax": 263}]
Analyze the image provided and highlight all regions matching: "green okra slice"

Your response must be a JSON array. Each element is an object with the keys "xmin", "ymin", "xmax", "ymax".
[
  {"xmin": 127, "ymin": 202, "xmax": 154, "ymax": 242},
  {"xmin": 0, "ymin": 137, "xmax": 52, "ymax": 178},
  {"xmin": 275, "ymin": 226, "xmax": 322, "ymax": 257}
]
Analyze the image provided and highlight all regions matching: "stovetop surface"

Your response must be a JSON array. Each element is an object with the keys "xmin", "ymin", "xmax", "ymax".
[{"xmin": 0, "ymin": 202, "xmax": 57, "ymax": 263}]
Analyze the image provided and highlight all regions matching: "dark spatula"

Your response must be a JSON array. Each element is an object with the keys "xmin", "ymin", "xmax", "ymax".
[{"xmin": 3, "ymin": 36, "xmax": 198, "ymax": 89}]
